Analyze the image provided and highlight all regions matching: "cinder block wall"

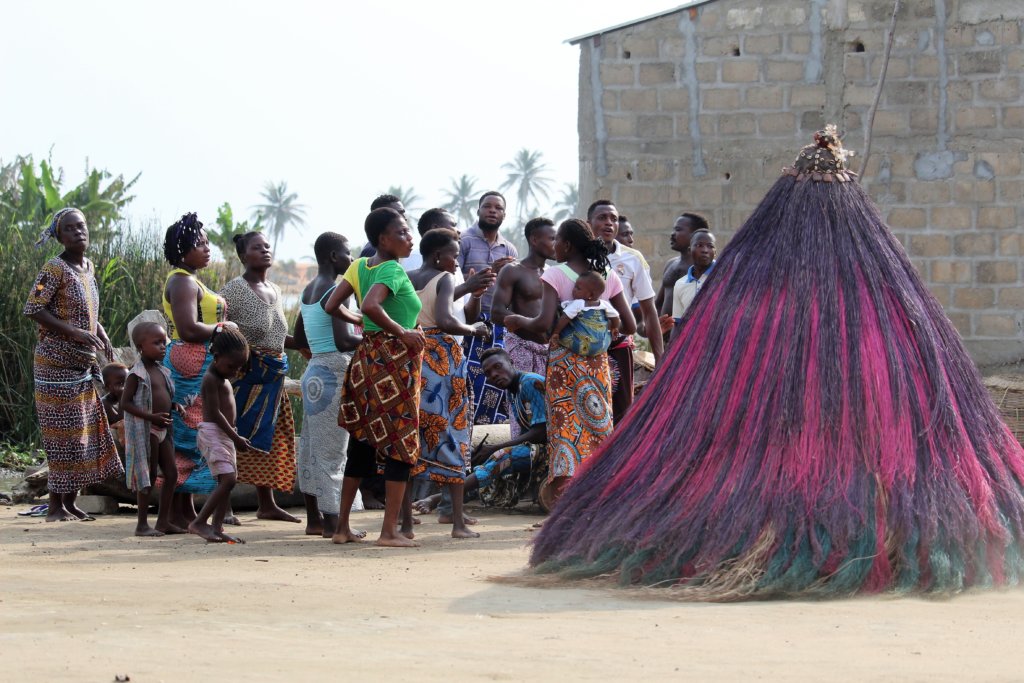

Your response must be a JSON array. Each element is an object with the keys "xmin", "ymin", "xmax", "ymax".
[{"xmin": 577, "ymin": 0, "xmax": 1023, "ymax": 365}]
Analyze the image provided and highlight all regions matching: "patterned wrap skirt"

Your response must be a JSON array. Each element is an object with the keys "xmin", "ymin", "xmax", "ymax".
[
  {"xmin": 298, "ymin": 350, "xmax": 352, "ymax": 513},
  {"xmin": 463, "ymin": 313, "xmax": 509, "ymax": 426},
  {"xmin": 545, "ymin": 343, "xmax": 614, "ymax": 482},
  {"xmin": 339, "ymin": 331, "xmax": 423, "ymax": 465},
  {"xmin": 235, "ymin": 349, "xmax": 296, "ymax": 492},
  {"xmin": 34, "ymin": 339, "xmax": 122, "ymax": 494},
  {"xmin": 415, "ymin": 330, "xmax": 471, "ymax": 484},
  {"xmin": 163, "ymin": 340, "xmax": 216, "ymax": 494}
]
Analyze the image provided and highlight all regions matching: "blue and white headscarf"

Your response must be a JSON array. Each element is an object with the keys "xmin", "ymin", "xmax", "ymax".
[{"xmin": 35, "ymin": 207, "xmax": 81, "ymax": 249}]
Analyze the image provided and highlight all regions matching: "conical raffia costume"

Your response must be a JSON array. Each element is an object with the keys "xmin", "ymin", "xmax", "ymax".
[{"xmin": 528, "ymin": 129, "xmax": 1024, "ymax": 600}]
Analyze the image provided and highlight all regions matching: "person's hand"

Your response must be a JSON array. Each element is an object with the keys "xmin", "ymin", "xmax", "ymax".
[
  {"xmin": 548, "ymin": 334, "xmax": 558, "ymax": 346},
  {"xmin": 400, "ymin": 328, "xmax": 425, "ymax": 355},
  {"xmin": 658, "ymin": 314, "xmax": 674, "ymax": 335},
  {"xmin": 471, "ymin": 322, "xmax": 490, "ymax": 338},
  {"xmin": 298, "ymin": 348, "xmax": 312, "ymax": 360},
  {"xmin": 465, "ymin": 267, "xmax": 496, "ymax": 293},
  {"xmin": 235, "ymin": 436, "xmax": 254, "ymax": 452},
  {"xmin": 70, "ymin": 328, "xmax": 104, "ymax": 350},
  {"xmin": 491, "ymin": 256, "xmax": 517, "ymax": 274},
  {"xmin": 172, "ymin": 403, "xmax": 186, "ymax": 416},
  {"xmin": 503, "ymin": 314, "xmax": 525, "ymax": 333},
  {"xmin": 470, "ymin": 443, "xmax": 497, "ymax": 466},
  {"xmin": 151, "ymin": 412, "xmax": 173, "ymax": 428}
]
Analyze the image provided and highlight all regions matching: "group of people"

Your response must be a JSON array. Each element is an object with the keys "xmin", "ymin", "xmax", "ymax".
[{"xmin": 24, "ymin": 190, "xmax": 714, "ymax": 546}]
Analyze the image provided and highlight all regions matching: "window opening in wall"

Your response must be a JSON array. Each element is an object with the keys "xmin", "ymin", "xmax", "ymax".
[
  {"xmin": 724, "ymin": 172, "xmax": 731, "ymax": 181},
  {"xmin": 851, "ymin": 40, "xmax": 865, "ymax": 52},
  {"xmin": 732, "ymin": 47, "xmax": 741, "ymax": 56},
  {"xmin": 626, "ymin": 172, "xmax": 633, "ymax": 180},
  {"xmin": 623, "ymin": 50, "xmax": 631, "ymax": 59}
]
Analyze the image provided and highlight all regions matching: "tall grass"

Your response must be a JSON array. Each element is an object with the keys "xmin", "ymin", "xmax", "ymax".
[{"xmin": 1, "ymin": 219, "xmax": 308, "ymax": 447}]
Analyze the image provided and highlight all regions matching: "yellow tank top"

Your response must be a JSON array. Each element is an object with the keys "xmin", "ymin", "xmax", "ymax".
[{"xmin": 162, "ymin": 268, "xmax": 227, "ymax": 341}]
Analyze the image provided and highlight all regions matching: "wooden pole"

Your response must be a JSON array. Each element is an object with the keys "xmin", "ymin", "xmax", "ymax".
[{"xmin": 859, "ymin": 0, "xmax": 902, "ymax": 180}]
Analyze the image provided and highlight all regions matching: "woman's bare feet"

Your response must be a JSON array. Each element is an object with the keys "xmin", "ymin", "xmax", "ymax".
[
  {"xmin": 155, "ymin": 523, "xmax": 188, "ymax": 535},
  {"xmin": 222, "ymin": 514, "xmax": 242, "ymax": 526},
  {"xmin": 331, "ymin": 528, "xmax": 368, "ymax": 544},
  {"xmin": 135, "ymin": 525, "xmax": 165, "ymax": 537},
  {"xmin": 305, "ymin": 522, "xmax": 324, "ymax": 536},
  {"xmin": 361, "ymin": 491, "xmax": 385, "ymax": 510},
  {"xmin": 67, "ymin": 505, "xmax": 95, "ymax": 521},
  {"xmin": 438, "ymin": 513, "xmax": 478, "ymax": 525},
  {"xmin": 189, "ymin": 520, "xmax": 224, "ymax": 542},
  {"xmin": 216, "ymin": 531, "xmax": 245, "ymax": 544},
  {"xmin": 256, "ymin": 506, "xmax": 301, "ymax": 523},
  {"xmin": 375, "ymin": 532, "xmax": 419, "ymax": 548},
  {"xmin": 452, "ymin": 527, "xmax": 480, "ymax": 539},
  {"xmin": 45, "ymin": 508, "xmax": 77, "ymax": 522}
]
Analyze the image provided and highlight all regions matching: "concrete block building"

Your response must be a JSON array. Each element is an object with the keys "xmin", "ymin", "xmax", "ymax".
[{"xmin": 570, "ymin": 0, "xmax": 1023, "ymax": 365}]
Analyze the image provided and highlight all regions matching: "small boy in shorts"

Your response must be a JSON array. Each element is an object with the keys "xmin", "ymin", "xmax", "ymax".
[
  {"xmin": 550, "ymin": 270, "xmax": 620, "ymax": 356},
  {"xmin": 120, "ymin": 322, "xmax": 182, "ymax": 537},
  {"xmin": 101, "ymin": 363, "xmax": 128, "ymax": 451},
  {"xmin": 189, "ymin": 325, "xmax": 252, "ymax": 544}
]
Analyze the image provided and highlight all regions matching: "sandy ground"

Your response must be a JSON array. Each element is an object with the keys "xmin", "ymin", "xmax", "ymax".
[{"xmin": 3, "ymin": 504, "xmax": 1024, "ymax": 682}]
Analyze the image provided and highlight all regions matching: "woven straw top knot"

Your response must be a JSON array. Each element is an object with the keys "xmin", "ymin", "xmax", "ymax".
[{"xmin": 782, "ymin": 124, "xmax": 857, "ymax": 183}]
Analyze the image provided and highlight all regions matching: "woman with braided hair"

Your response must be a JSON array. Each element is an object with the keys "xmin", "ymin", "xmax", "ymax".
[
  {"xmin": 161, "ymin": 212, "xmax": 234, "ymax": 527},
  {"xmin": 504, "ymin": 218, "xmax": 636, "ymax": 509},
  {"xmin": 24, "ymin": 208, "xmax": 124, "ymax": 521}
]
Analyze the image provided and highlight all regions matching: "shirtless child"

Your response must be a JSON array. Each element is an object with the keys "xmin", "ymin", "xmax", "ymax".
[
  {"xmin": 189, "ymin": 326, "xmax": 252, "ymax": 543},
  {"xmin": 120, "ymin": 324, "xmax": 183, "ymax": 537},
  {"xmin": 101, "ymin": 363, "xmax": 128, "ymax": 451}
]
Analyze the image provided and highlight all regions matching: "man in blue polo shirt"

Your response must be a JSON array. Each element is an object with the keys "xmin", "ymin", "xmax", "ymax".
[{"xmin": 459, "ymin": 191, "xmax": 518, "ymax": 426}]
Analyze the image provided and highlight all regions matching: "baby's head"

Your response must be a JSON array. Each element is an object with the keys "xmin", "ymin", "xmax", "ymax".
[
  {"xmin": 209, "ymin": 326, "xmax": 250, "ymax": 379},
  {"xmin": 101, "ymin": 363, "xmax": 128, "ymax": 399},
  {"xmin": 132, "ymin": 322, "xmax": 169, "ymax": 363},
  {"xmin": 572, "ymin": 270, "xmax": 606, "ymax": 302}
]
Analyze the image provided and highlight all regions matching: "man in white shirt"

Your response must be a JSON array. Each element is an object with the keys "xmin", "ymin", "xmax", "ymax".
[{"xmin": 588, "ymin": 200, "xmax": 663, "ymax": 423}]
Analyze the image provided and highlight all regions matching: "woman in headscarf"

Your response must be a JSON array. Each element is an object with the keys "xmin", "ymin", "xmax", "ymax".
[{"xmin": 25, "ymin": 208, "xmax": 124, "ymax": 522}]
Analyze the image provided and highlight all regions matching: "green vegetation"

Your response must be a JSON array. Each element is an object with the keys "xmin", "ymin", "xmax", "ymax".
[{"xmin": 0, "ymin": 155, "xmax": 305, "ymax": 450}]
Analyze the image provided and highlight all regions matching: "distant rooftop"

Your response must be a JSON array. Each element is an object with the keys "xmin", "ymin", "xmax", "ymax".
[{"xmin": 565, "ymin": 0, "xmax": 717, "ymax": 45}]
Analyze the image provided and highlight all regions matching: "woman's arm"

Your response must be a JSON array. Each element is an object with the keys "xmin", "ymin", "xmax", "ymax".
[
  {"xmin": 503, "ymin": 283, "xmax": 558, "ymax": 338},
  {"xmin": 431, "ymin": 274, "xmax": 483, "ymax": 337},
  {"xmin": 362, "ymin": 283, "xmax": 425, "ymax": 354},
  {"xmin": 166, "ymin": 275, "xmax": 217, "ymax": 343},
  {"xmin": 293, "ymin": 312, "xmax": 308, "ymax": 350},
  {"xmin": 323, "ymin": 280, "xmax": 363, "ymax": 325},
  {"xmin": 28, "ymin": 309, "xmax": 104, "ymax": 350}
]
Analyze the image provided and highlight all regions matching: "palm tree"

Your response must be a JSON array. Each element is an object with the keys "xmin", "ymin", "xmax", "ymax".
[
  {"xmin": 251, "ymin": 181, "xmax": 307, "ymax": 251},
  {"xmin": 552, "ymin": 182, "xmax": 579, "ymax": 222},
  {"xmin": 500, "ymin": 148, "xmax": 554, "ymax": 226},
  {"xmin": 441, "ymin": 174, "xmax": 479, "ymax": 227},
  {"xmin": 386, "ymin": 185, "xmax": 422, "ymax": 220}
]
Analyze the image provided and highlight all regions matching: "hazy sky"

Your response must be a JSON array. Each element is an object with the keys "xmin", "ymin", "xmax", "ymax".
[{"xmin": 2, "ymin": 1, "xmax": 674, "ymax": 260}]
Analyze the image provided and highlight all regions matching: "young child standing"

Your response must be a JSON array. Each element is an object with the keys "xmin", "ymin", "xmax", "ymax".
[
  {"xmin": 189, "ymin": 325, "xmax": 251, "ymax": 543},
  {"xmin": 120, "ymin": 322, "xmax": 182, "ymax": 537},
  {"xmin": 550, "ymin": 270, "xmax": 620, "ymax": 356},
  {"xmin": 101, "ymin": 363, "xmax": 128, "ymax": 451}
]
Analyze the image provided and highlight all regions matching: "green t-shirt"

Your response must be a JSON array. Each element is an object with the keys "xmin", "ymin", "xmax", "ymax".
[{"xmin": 343, "ymin": 257, "xmax": 422, "ymax": 332}]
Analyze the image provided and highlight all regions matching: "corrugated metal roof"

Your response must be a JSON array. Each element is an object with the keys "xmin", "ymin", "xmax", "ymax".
[{"xmin": 565, "ymin": 0, "xmax": 718, "ymax": 45}]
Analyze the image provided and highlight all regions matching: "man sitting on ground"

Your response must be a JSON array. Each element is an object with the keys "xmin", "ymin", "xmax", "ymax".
[{"xmin": 414, "ymin": 347, "xmax": 546, "ymax": 513}]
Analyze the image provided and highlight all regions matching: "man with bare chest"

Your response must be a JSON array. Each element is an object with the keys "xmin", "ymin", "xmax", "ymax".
[
  {"xmin": 491, "ymin": 217, "xmax": 556, "ymax": 382},
  {"xmin": 656, "ymin": 213, "xmax": 709, "ymax": 340}
]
